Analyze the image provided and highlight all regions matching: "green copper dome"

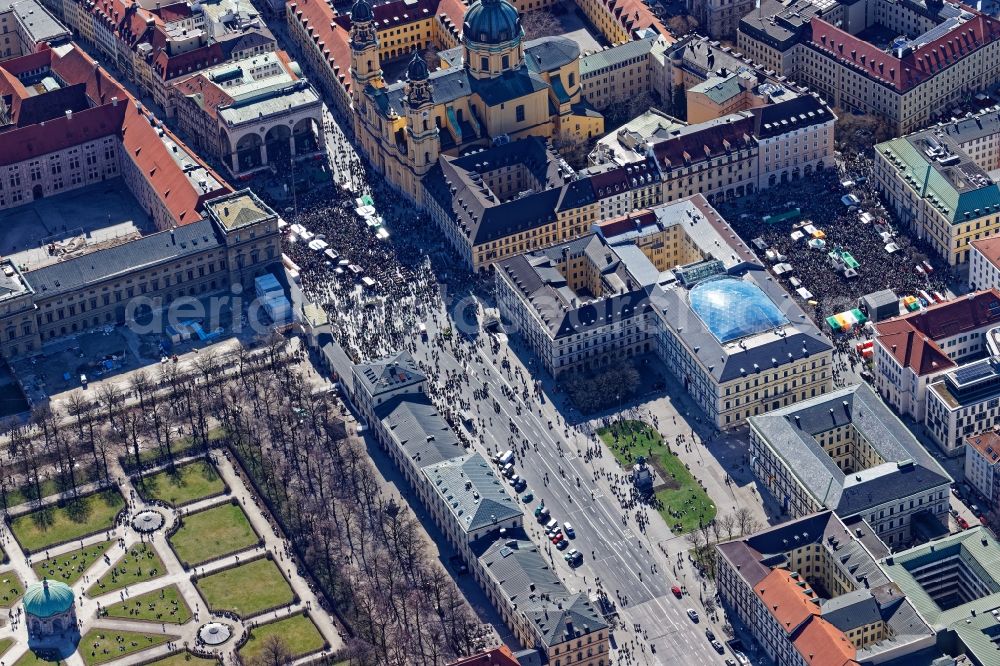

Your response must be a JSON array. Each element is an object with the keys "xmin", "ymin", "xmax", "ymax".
[{"xmin": 23, "ymin": 580, "xmax": 74, "ymax": 618}]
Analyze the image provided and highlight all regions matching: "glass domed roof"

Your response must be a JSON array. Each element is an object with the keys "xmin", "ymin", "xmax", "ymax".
[
  {"xmin": 463, "ymin": 0, "xmax": 522, "ymax": 46},
  {"xmin": 689, "ymin": 277, "xmax": 788, "ymax": 343},
  {"xmin": 23, "ymin": 580, "xmax": 74, "ymax": 618}
]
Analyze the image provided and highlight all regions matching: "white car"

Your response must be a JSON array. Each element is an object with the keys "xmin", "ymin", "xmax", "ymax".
[{"xmin": 686, "ymin": 609, "xmax": 699, "ymax": 622}]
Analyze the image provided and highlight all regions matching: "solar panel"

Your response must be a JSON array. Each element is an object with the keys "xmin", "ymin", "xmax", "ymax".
[{"xmin": 953, "ymin": 362, "xmax": 996, "ymax": 386}]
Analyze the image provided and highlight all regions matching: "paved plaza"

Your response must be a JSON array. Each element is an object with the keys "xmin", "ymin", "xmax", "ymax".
[{"xmin": 0, "ymin": 181, "xmax": 155, "ymax": 272}]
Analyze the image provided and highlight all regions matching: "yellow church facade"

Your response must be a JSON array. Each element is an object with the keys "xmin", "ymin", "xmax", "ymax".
[{"xmin": 348, "ymin": 0, "xmax": 603, "ymax": 202}]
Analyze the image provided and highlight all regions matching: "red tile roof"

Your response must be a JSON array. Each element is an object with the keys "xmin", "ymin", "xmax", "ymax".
[
  {"xmin": 874, "ymin": 289, "xmax": 1000, "ymax": 375},
  {"xmin": 171, "ymin": 73, "xmax": 234, "ymax": 120},
  {"xmin": 873, "ymin": 321, "xmax": 953, "ymax": 376},
  {"xmin": 792, "ymin": 615, "xmax": 859, "ymax": 666},
  {"xmin": 0, "ymin": 44, "xmax": 230, "ymax": 225},
  {"xmin": 807, "ymin": 13, "xmax": 1000, "ymax": 92},
  {"xmin": 155, "ymin": 43, "xmax": 225, "ymax": 80},
  {"xmin": 332, "ymin": 0, "xmax": 449, "ymax": 31},
  {"xmin": 0, "ymin": 105, "xmax": 127, "ymax": 167},
  {"xmin": 755, "ymin": 569, "xmax": 820, "ymax": 635},
  {"xmin": 594, "ymin": 209, "xmax": 658, "ymax": 236},
  {"xmin": 445, "ymin": 646, "xmax": 520, "ymax": 666},
  {"xmin": 972, "ymin": 236, "xmax": 1000, "ymax": 273},
  {"xmin": 966, "ymin": 429, "xmax": 1000, "ymax": 467},
  {"xmin": 652, "ymin": 116, "xmax": 755, "ymax": 170},
  {"xmin": 755, "ymin": 569, "xmax": 859, "ymax": 666},
  {"xmin": 436, "ymin": 0, "xmax": 467, "ymax": 36},
  {"xmin": 594, "ymin": 0, "xmax": 672, "ymax": 42},
  {"xmin": 288, "ymin": 0, "xmax": 354, "ymax": 95},
  {"xmin": 150, "ymin": 1, "xmax": 193, "ymax": 23},
  {"xmin": 119, "ymin": 98, "xmax": 230, "ymax": 223}
]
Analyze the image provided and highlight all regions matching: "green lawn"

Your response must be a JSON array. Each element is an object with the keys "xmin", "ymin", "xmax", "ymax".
[
  {"xmin": 238, "ymin": 614, "xmax": 325, "ymax": 662},
  {"xmin": 0, "ymin": 637, "xmax": 14, "ymax": 659},
  {"xmin": 138, "ymin": 460, "xmax": 226, "ymax": 507},
  {"xmin": 5, "ymin": 466, "xmax": 103, "ymax": 508},
  {"xmin": 599, "ymin": 420, "xmax": 717, "ymax": 534},
  {"xmin": 33, "ymin": 540, "xmax": 112, "ymax": 586},
  {"xmin": 0, "ymin": 571, "xmax": 24, "ymax": 607},
  {"xmin": 86, "ymin": 543, "xmax": 166, "ymax": 596},
  {"xmin": 196, "ymin": 558, "xmax": 294, "ymax": 618},
  {"xmin": 101, "ymin": 584, "xmax": 192, "ymax": 624},
  {"xmin": 168, "ymin": 502, "xmax": 258, "ymax": 566},
  {"xmin": 143, "ymin": 652, "xmax": 219, "ymax": 666},
  {"xmin": 10, "ymin": 490, "xmax": 125, "ymax": 552},
  {"xmin": 79, "ymin": 629, "xmax": 173, "ymax": 666}
]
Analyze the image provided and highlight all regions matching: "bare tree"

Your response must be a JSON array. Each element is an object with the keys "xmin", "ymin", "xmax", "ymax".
[
  {"xmin": 246, "ymin": 634, "xmax": 293, "ymax": 666},
  {"xmin": 667, "ymin": 14, "xmax": 699, "ymax": 36},
  {"xmin": 718, "ymin": 513, "xmax": 737, "ymax": 541},
  {"xmin": 834, "ymin": 109, "xmax": 892, "ymax": 154},
  {"xmin": 735, "ymin": 506, "xmax": 761, "ymax": 537},
  {"xmin": 521, "ymin": 9, "xmax": 561, "ymax": 41}
]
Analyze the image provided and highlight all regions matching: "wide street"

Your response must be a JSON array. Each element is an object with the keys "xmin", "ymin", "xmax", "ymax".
[
  {"xmin": 408, "ymin": 296, "xmax": 768, "ymax": 665},
  {"xmin": 272, "ymin": 28, "xmax": 770, "ymax": 659}
]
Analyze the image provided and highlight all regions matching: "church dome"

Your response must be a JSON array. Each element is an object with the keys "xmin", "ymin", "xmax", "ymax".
[
  {"xmin": 463, "ymin": 0, "xmax": 521, "ymax": 45},
  {"xmin": 350, "ymin": 0, "xmax": 374, "ymax": 23},
  {"xmin": 407, "ymin": 52, "xmax": 429, "ymax": 81},
  {"xmin": 23, "ymin": 580, "xmax": 74, "ymax": 618}
]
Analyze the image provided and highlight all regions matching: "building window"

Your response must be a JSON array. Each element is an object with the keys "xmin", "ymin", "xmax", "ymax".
[
  {"xmin": 516, "ymin": 105, "xmax": 525, "ymax": 122},
  {"xmin": 481, "ymin": 56, "xmax": 489, "ymax": 71}
]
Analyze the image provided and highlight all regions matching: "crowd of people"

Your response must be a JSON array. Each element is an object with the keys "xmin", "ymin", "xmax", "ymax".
[
  {"xmin": 248, "ymin": 100, "xmax": 967, "ymax": 664},
  {"xmin": 718, "ymin": 158, "xmax": 952, "ymax": 323}
]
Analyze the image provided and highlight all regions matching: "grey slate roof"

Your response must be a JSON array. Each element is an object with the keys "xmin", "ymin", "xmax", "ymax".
[
  {"xmin": 353, "ymin": 350, "xmax": 426, "ymax": 401},
  {"xmin": 820, "ymin": 589, "xmax": 882, "ymax": 631},
  {"xmin": 580, "ymin": 37, "xmax": 655, "ymax": 76},
  {"xmin": 471, "ymin": 68, "xmax": 548, "ymax": 107},
  {"xmin": 422, "ymin": 452, "xmax": 522, "ymax": 533},
  {"xmin": 440, "ymin": 36, "xmax": 581, "ymax": 74},
  {"xmin": 476, "ymin": 535, "xmax": 607, "ymax": 647},
  {"xmin": 651, "ymin": 269, "xmax": 832, "ymax": 383},
  {"xmin": 716, "ymin": 511, "xmax": 935, "ymax": 659},
  {"xmin": 25, "ymin": 219, "xmax": 221, "ymax": 298},
  {"xmin": 373, "ymin": 36, "xmax": 572, "ymax": 118},
  {"xmin": 522, "ymin": 36, "xmax": 580, "ymax": 73},
  {"xmin": 371, "ymin": 67, "xmax": 472, "ymax": 118},
  {"xmin": 748, "ymin": 384, "xmax": 951, "ymax": 516},
  {"xmin": 375, "ymin": 393, "xmax": 465, "ymax": 470},
  {"xmin": 751, "ymin": 94, "xmax": 832, "ymax": 140},
  {"xmin": 10, "ymin": 0, "xmax": 69, "ymax": 46},
  {"xmin": 430, "ymin": 136, "xmax": 569, "ymax": 246},
  {"xmin": 690, "ymin": 74, "xmax": 743, "ymax": 105}
]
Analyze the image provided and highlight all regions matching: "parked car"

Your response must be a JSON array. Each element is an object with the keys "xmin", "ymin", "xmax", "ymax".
[
  {"xmin": 711, "ymin": 641, "xmax": 725, "ymax": 654},
  {"xmin": 551, "ymin": 533, "xmax": 564, "ymax": 544},
  {"xmin": 705, "ymin": 628, "xmax": 716, "ymax": 642},
  {"xmin": 556, "ymin": 538, "xmax": 569, "ymax": 550},
  {"xmin": 522, "ymin": 492, "xmax": 534, "ymax": 503},
  {"xmin": 687, "ymin": 609, "xmax": 699, "ymax": 623}
]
